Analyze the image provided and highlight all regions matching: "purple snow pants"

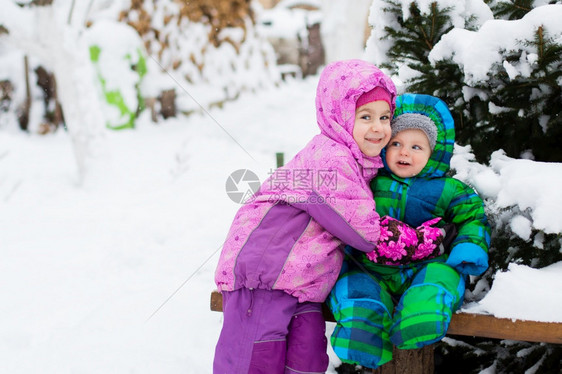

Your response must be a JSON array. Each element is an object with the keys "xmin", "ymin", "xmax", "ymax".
[{"xmin": 213, "ymin": 288, "xmax": 329, "ymax": 374}]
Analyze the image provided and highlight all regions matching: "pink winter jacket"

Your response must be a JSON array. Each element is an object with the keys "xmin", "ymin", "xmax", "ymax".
[{"xmin": 215, "ymin": 60, "xmax": 397, "ymax": 303}]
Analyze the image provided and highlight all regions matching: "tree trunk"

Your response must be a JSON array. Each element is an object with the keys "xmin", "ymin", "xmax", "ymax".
[
  {"xmin": 320, "ymin": 0, "xmax": 372, "ymax": 62},
  {"xmin": 0, "ymin": 0, "xmax": 108, "ymax": 183}
]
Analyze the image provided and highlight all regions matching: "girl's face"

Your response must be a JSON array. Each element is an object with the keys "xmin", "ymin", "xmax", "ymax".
[
  {"xmin": 385, "ymin": 129, "xmax": 432, "ymax": 178},
  {"xmin": 352, "ymin": 100, "xmax": 392, "ymax": 157}
]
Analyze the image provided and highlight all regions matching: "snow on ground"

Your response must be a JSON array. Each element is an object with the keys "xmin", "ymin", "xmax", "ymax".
[
  {"xmin": 0, "ymin": 77, "xmax": 326, "ymax": 373},
  {"xmin": 1, "ymin": 75, "xmax": 561, "ymax": 373}
]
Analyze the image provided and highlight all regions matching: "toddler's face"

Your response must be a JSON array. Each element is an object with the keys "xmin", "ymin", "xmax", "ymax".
[
  {"xmin": 352, "ymin": 100, "xmax": 391, "ymax": 157},
  {"xmin": 385, "ymin": 129, "xmax": 432, "ymax": 178}
]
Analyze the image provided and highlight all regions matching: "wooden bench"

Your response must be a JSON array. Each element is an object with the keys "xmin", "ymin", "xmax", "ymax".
[{"xmin": 210, "ymin": 290, "xmax": 562, "ymax": 373}]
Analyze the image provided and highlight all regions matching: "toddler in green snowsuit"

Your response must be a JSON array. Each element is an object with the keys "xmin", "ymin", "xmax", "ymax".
[{"xmin": 328, "ymin": 93, "xmax": 491, "ymax": 369}]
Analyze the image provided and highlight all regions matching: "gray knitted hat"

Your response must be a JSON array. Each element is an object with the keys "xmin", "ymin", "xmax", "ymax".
[{"xmin": 391, "ymin": 113, "xmax": 438, "ymax": 150}]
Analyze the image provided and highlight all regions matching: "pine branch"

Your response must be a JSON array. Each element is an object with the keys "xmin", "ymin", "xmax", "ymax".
[
  {"xmin": 491, "ymin": 0, "xmax": 534, "ymax": 20},
  {"xmin": 538, "ymin": 26, "xmax": 544, "ymax": 60},
  {"xmin": 410, "ymin": 4, "xmax": 433, "ymax": 50}
]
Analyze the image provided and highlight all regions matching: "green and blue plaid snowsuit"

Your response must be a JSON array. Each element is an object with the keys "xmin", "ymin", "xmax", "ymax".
[{"xmin": 328, "ymin": 94, "xmax": 491, "ymax": 369}]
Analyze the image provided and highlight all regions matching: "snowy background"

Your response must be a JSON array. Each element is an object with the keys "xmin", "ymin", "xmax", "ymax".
[
  {"xmin": 2, "ymin": 73, "xmax": 561, "ymax": 374},
  {"xmin": 1, "ymin": 0, "xmax": 561, "ymax": 373}
]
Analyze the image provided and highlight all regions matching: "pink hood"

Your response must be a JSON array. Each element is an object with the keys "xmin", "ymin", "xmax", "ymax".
[{"xmin": 315, "ymin": 59, "xmax": 396, "ymax": 179}]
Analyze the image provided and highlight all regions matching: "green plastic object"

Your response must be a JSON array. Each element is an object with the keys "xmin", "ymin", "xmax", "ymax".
[{"xmin": 89, "ymin": 45, "xmax": 147, "ymax": 130}]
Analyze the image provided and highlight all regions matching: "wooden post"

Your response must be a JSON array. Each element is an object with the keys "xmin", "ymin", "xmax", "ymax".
[
  {"xmin": 52, "ymin": 75, "xmax": 63, "ymax": 127},
  {"xmin": 276, "ymin": 152, "xmax": 284, "ymax": 168},
  {"xmin": 19, "ymin": 55, "xmax": 31, "ymax": 131},
  {"xmin": 159, "ymin": 89, "xmax": 176, "ymax": 119},
  {"xmin": 371, "ymin": 346, "xmax": 434, "ymax": 374},
  {"xmin": 144, "ymin": 97, "xmax": 158, "ymax": 122}
]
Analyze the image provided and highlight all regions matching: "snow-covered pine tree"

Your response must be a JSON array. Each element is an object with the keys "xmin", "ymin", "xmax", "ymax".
[
  {"xmin": 379, "ymin": 1, "xmax": 455, "ymax": 67},
  {"xmin": 447, "ymin": 22, "xmax": 562, "ymax": 163},
  {"xmin": 488, "ymin": 0, "xmax": 559, "ymax": 20},
  {"xmin": 365, "ymin": 1, "xmax": 562, "ymax": 373},
  {"xmin": 368, "ymin": 0, "xmax": 562, "ymax": 164},
  {"xmin": 367, "ymin": 0, "xmax": 493, "ymax": 162},
  {"xmin": 475, "ymin": 1, "xmax": 562, "ymax": 162},
  {"xmin": 376, "ymin": 1, "xmax": 473, "ymax": 156}
]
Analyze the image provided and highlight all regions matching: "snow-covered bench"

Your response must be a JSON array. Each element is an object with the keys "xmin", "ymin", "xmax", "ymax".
[{"xmin": 210, "ymin": 290, "xmax": 562, "ymax": 373}]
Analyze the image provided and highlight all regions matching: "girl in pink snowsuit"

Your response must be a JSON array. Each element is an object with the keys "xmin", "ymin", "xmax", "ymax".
[{"xmin": 214, "ymin": 59, "xmax": 397, "ymax": 374}]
